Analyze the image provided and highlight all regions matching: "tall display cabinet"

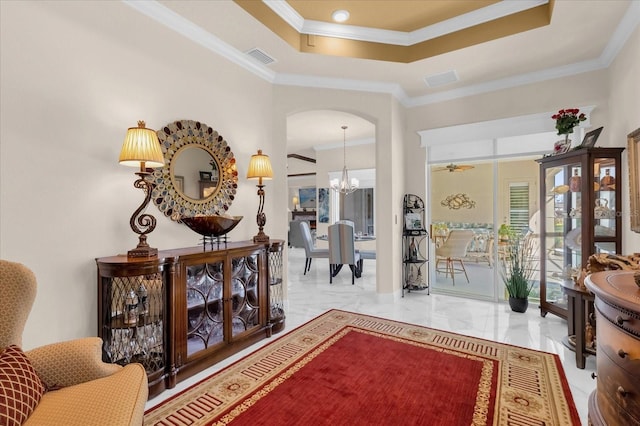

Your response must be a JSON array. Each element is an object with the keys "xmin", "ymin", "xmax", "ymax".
[{"xmin": 536, "ymin": 147, "xmax": 624, "ymax": 319}]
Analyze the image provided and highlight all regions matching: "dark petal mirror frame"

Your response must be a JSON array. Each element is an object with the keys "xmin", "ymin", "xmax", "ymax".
[{"xmin": 151, "ymin": 120, "xmax": 238, "ymax": 221}]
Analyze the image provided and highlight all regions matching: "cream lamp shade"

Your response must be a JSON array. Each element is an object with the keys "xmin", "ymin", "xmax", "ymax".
[
  {"xmin": 119, "ymin": 121, "xmax": 164, "ymax": 169},
  {"xmin": 246, "ymin": 149, "xmax": 273, "ymax": 183}
]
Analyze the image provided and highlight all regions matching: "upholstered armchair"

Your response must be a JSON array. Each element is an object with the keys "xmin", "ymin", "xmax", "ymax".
[{"xmin": 0, "ymin": 259, "xmax": 148, "ymax": 426}]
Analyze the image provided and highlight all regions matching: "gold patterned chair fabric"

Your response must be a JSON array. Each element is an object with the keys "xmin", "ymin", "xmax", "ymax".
[{"xmin": 0, "ymin": 259, "xmax": 148, "ymax": 426}]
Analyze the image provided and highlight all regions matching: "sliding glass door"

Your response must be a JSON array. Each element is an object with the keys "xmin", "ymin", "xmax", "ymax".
[
  {"xmin": 430, "ymin": 161, "xmax": 496, "ymax": 300},
  {"xmin": 428, "ymin": 158, "xmax": 539, "ymax": 302}
]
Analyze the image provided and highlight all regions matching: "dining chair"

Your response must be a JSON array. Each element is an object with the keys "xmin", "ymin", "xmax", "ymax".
[
  {"xmin": 435, "ymin": 229, "xmax": 474, "ymax": 285},
  {"xmin": 359, "ymin": 250, "xmax": 376, "ymax": 273},
  {"xmin": 328, "ymin": 223, "xmax": 362, "ymax": 284},
  {"xmin": 300, "ymin": 221, "xmax": 329, "ymax": 275},
  {"xmin": 335, "ymin": 219, "xmax": 355, "ymax": 228}
]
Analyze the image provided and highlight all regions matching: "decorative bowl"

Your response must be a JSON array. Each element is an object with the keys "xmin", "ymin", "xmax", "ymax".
[{"xmin": 181, "ymin": 215, "xmax": 243, "ymax": 237}]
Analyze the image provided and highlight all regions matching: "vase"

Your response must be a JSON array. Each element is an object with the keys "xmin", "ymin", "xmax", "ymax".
[
  {"xmin": 600, "ymin": 168, "xmax": 615, "ymax": 190},
  {"xmin": 553, "ymin": 136, "xmax": 571, "ymax": 155},
  {"xmin": 508, "ymin": 297, "xmax": 528, "ymax": 313}
]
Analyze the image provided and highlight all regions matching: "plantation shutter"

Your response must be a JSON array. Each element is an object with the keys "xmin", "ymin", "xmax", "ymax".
[{"xmin": 509, "ymin": 183, "xmax": 529, "ymax": 232}]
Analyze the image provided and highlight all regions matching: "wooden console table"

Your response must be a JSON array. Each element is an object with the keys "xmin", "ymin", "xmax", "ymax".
[
  {"xmin": 559, "ymin": 280, "xmax": 595, "ymax": 369},
  {"xmin": 96, "ymin": 240, "xmax": 284, "ymax": 398}
]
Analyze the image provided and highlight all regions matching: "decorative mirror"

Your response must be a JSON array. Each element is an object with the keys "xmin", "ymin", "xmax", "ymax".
[{"xmin": 150, "ymin": 120, "xmax": 238, "ymax": 220}]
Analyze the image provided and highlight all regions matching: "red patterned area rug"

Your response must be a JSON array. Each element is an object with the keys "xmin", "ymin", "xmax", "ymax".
[{"xmin": 144, "ymin": 310, "xmax": 580, "ymax": 425}]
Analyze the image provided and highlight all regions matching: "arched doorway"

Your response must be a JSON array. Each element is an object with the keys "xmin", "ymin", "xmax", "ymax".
[{"xmin": 286, "ymin": 110, "xmax": 376, "ymax": 283}]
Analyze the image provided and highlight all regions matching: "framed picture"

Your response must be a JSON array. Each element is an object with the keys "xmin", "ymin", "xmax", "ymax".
[
  {"xmin": 174, "ymin": 175, "xmax": 184, "ymax": 192},
  {"xmin": 629, "ymin": 128, "xmax": 640, "ymax": 233},
  {"xmin": 318, "ymin": 188, "xmax": 330, "ymax": 223},
  {"xmin": 405, "ymin": 213, "xmax": 422, "ymax": 230},
  {"xmin": 199, "ymin": 171, "xmax": 212, "ymax": 181},
  {"xmin": 578, "ymin": 126, "xmax": 603, "ymax": 149},
  {"xmin": 298, "ymin": 187, "xmax": 316, "ymax": 209}
]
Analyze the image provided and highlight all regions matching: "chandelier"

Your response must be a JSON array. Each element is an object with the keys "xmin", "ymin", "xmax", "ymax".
[{"xmin": 331, "ymin": 125, "xmax": 359, "ymax": 194}]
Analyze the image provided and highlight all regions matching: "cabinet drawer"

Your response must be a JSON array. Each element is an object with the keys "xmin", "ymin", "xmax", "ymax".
[
  {"xmin": 596, "ymin": 389, "xmax": 640, "ymax": 426},
  {"xmin": 597, "ymin": 349, "xmax": 640, "ymax": 419},
  {"xmin": 595, "ymin": 297, "xmax": 640, "ymax": 338},
  {"xmin": 596, "ymin": 310, "xmax": 640, "ymax": 377}
]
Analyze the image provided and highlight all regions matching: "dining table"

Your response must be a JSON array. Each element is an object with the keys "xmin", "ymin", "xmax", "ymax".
[{"xmin": 316, "ymin": 234, "xmax": 376, "ymax": 242}]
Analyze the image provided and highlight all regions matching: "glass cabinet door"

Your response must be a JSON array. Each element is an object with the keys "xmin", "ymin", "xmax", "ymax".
[
  {"xmin": 186, "ymin": 261, "xmax": 225, "ymax": 357},
  {"xmin": 593, "ymin": 157, "xmax": 617, "ymax": 254},
  {"xmin": 542, "ymin": 163, "xmax": 581, "ymax": 313}
]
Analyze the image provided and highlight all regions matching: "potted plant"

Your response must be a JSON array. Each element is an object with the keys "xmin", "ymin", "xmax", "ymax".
[
  {"xmin": 498, "ymin": 223, "xmax": 513, "ymax": 242},
  {"xmin": 498, "ymin": 228, "xmax": 538, "ymax": 313}
]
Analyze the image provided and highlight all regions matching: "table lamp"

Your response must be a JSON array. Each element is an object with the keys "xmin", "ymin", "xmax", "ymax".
[
  {"xmin": 246, "ymin": 149, "xmax": 273, "ymax": 243},
  {"xmin": 119, "ymin": 120, "xmax": 165, "ymax": 257}
]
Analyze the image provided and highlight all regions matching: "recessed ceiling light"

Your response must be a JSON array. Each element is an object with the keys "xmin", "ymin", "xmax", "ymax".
[{"xmin": 331, "ymin": 10, "xmax": 349, "ymax": 23}]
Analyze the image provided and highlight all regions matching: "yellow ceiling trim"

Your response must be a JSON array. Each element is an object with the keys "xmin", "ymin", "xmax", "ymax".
[
  {"xmin": 235, "ymin": 0, "xmax": 301, "ymax": 50},
  {"xmin": 234, "ymin": 1, "xmax": 554, "ymax": 64},
  {"xmin": 286, "ymin": 1, "xmax": 499, "ymax": 32},
  {"xmin": 405, "ymin": 2, "xmax": 554, "ymax": 62}
]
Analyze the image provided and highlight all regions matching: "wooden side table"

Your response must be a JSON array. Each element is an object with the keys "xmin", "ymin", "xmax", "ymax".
[{"xmin": 560, "ymin": 280, "xmax": 595, "ymax": 369}]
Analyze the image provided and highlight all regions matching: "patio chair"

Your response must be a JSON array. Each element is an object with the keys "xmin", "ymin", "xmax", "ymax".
[{"xmin": 435, "ymin": 229, "xmax": 474, "ymax": 285}]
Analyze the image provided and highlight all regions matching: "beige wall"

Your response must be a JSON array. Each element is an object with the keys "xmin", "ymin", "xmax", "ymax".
[
  {"xmin": 0, "ymin": 2, "xmax": 276, "ymax": 348},
  {"xmin": 1, "ymin": 2, "xmax": 638, "ymax": 349},
  {"xmin": 432, "ymin": 163, "xmax": 494, "ymax": 224},
  {"xmin": 430, "ymin": 159, "xmax": 539, "ymax": 229},
  {"xmin": 608, "ymin": 26, "xmax": 640, "ymax": 253}
]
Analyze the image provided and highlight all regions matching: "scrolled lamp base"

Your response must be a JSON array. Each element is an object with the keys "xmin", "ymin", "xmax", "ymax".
[
  {"xmin": 252, "ymin": 184, "xmax": 269, "ymax": 243},
  {"xmin": 128, "ymin": 171, "xmax": 159, "ymax": 258}
]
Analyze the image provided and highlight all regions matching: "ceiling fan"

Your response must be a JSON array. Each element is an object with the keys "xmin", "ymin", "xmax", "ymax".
[{"xmin": 433, "ymin": 163, "xmax": 475, "ymax": 172}]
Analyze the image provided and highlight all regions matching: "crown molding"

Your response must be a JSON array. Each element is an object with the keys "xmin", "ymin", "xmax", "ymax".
[
  {"xmin": 314, "ymin": 137, "xmax": 376, "ymax": 152},
  {"xmin": 122, "ymin": 0, "xmax": 276, "ymax": 83},
  {"xmin": 600, "ymin": 0, "xmax": 640, "ymax": 66},
  {"xmin": 125, "ymin": 0, "xmax": 638, "ymax": 109},
  {"xmin": 418, "ymin": 106, "xmax": 596, "ymax": 148},
  {"xmin": 404, "ymin": 58, "xmax": 606, "ymax": 107},
  {"xmin": 273, "ymin": 73, "xmax": 404, "ymax": 98},
  {"xmin": 263, "ymin": 0, "xmax": 547, "ymax": 46}
]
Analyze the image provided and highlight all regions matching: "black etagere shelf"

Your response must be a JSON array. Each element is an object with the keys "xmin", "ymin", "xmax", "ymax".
[{"xmin": 402, "ymin": 194, "xmax": 429, "ymax": 296}]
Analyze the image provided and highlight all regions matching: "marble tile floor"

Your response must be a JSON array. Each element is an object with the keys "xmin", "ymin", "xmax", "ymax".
[{"xmin": 147, "ymin": 247, "xmax": 595, "ymax": 425}]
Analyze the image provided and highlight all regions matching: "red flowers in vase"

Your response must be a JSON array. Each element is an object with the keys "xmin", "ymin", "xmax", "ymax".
[{"xmin": 552, "ymin": 108, "xmax": 586, "ymax": 135}]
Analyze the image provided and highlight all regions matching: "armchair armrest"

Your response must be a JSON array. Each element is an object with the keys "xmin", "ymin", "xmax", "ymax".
[{"xmin": 26, "ymin": 337, "xmax": 122, "ymax": 389}]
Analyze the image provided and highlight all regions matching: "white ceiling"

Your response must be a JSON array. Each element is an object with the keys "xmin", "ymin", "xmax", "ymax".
[{"xmin": 128, "ymin": 1, "xmax": 638, "ymax": 156}]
